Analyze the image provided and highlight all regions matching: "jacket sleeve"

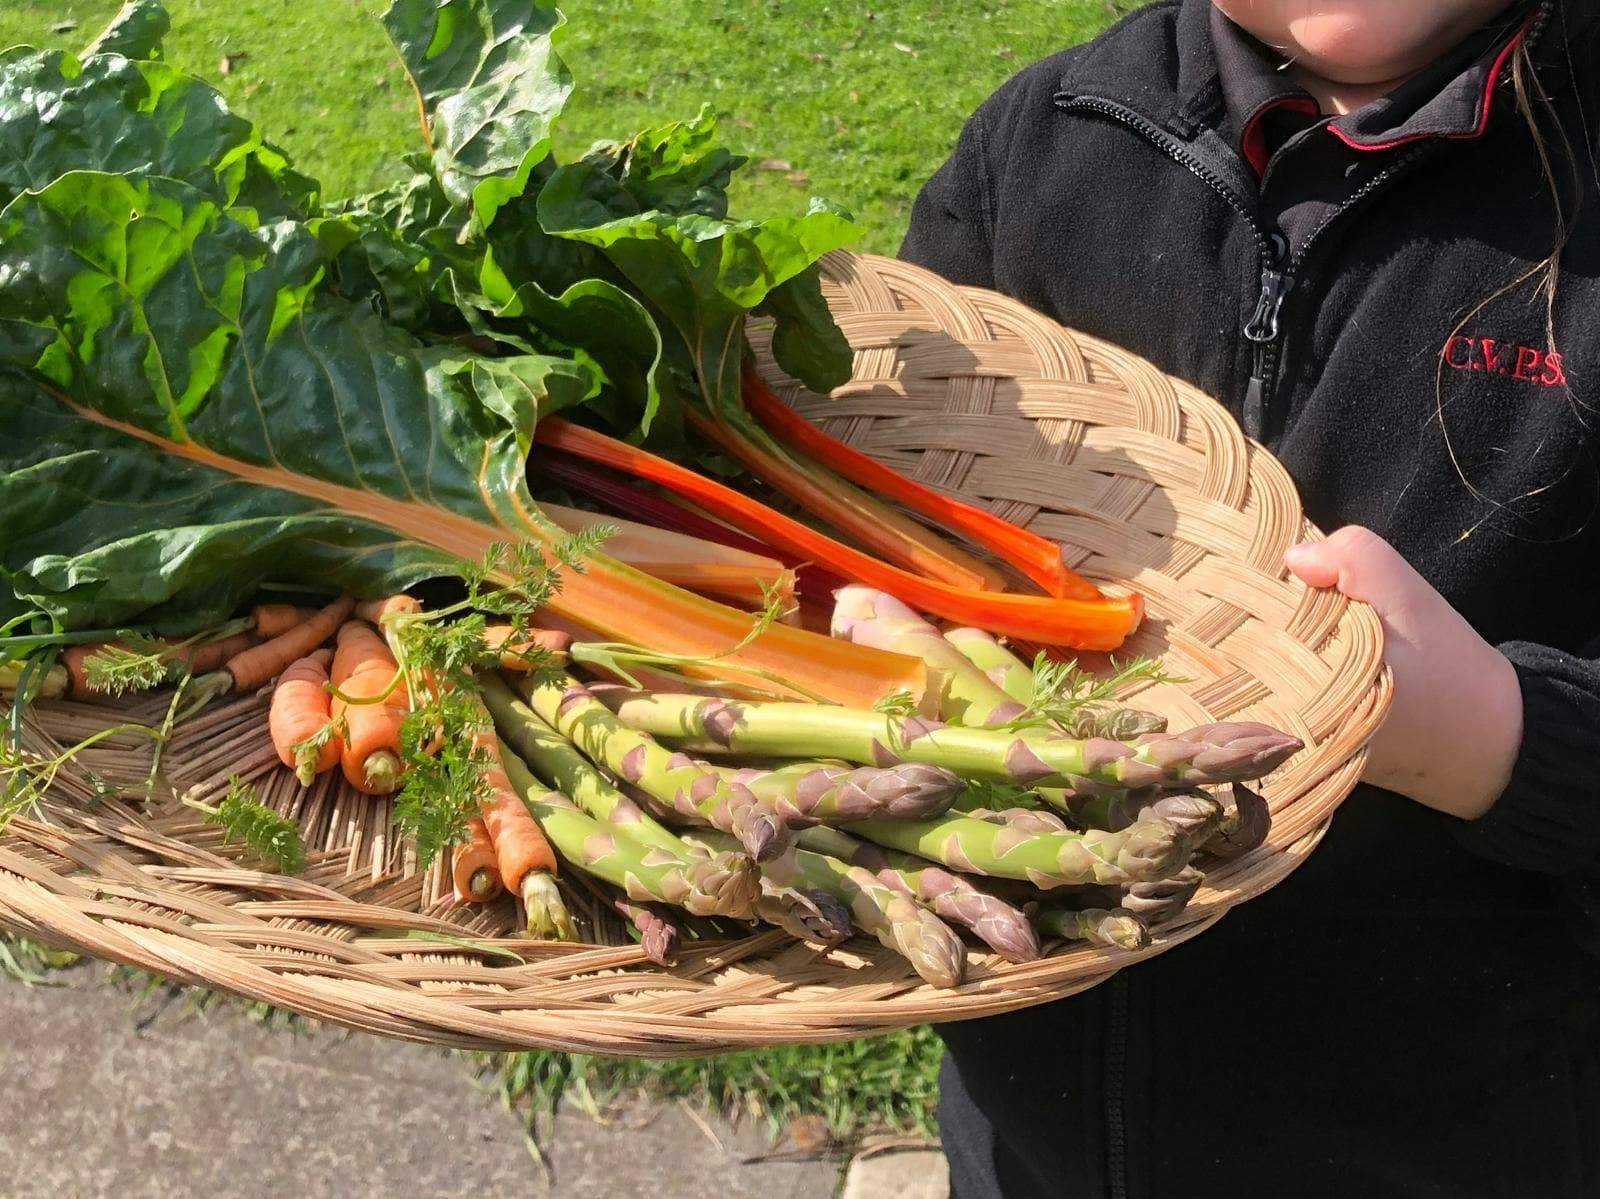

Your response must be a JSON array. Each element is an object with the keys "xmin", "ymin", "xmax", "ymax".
[
  {"xmin": 1449, "ymin": 633, "xmax": 1600, "ymax": 873},
  {"xmin": 897, "ymin": 105, "xmax": 1001, "ymax": 289}
]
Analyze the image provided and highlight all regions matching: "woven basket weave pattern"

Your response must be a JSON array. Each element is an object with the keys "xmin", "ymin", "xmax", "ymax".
[{"xmin": 0, "ymin": 252, "xmax": 1388, "ymax": 1055}]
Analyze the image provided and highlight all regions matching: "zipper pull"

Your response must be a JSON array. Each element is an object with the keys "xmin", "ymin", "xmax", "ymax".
[
  {"xmin": 1244, "ymin": 268, "xmax": 1292, "ymax": 345},
  {"xmin": 1242, "ymin": 266, "xmax": 1293, "ymax": 440}
]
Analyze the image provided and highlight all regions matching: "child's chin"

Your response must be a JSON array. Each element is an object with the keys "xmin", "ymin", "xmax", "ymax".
[{"xmin": 1280, "ymin": 3, "xmax": 1476, "ymax": 83}]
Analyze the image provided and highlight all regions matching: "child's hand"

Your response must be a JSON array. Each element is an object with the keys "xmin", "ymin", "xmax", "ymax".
[{"xmin": 1284, "ymin": 527, "xmax": 1523, "ymax": 820}]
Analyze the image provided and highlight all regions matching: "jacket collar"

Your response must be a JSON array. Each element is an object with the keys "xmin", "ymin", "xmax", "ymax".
[{"xmin": 1057, "ymin": 0, "xmax": 1564, "ymax": 146}]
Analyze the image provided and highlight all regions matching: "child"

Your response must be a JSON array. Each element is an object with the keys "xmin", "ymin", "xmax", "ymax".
[{"xmin": 901, "ymin": 1, "xmax": 1600, "ymax": 1194}]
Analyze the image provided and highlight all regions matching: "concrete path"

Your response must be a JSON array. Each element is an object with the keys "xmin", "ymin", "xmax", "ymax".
[{"xmin": 0, "ymin": 964, "xmax": 845, "ymax": 1199}]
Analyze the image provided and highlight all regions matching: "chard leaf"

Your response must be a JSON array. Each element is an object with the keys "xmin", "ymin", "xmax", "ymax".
[
  {"xmin": 536, "ymin": 113, "xmax": 859, "ymax": 424},
  {"xmin": 81, "ymin": 0, "xmax": 171, "ymax": 61},
  {"xmin": 0, "ymin": 40, "xmax": 313, "ymax": 219},
  {"xmin": 0, "ymin": 170, "xmax": 596, "ymax": 632},
  {"xmin": 383, "ymin": 0, "xmax": 571, "ymax": 228}
]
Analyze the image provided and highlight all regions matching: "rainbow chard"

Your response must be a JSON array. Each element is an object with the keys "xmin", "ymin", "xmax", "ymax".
[{"xmin": 0, "ymin": 2, "xmax": 928, "ymax": 710}]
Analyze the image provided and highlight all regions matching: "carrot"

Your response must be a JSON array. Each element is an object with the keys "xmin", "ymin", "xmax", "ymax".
[
  {"xmin": 224, "ymin": 596, "xmax": 355, "ymax": 692},
  {"xmin": 467, "ymin": 712, "xmax": 565, "ymax": 937},
  {"xmin": 182, "ymin": 631, "xmax": 258, "ymax": 675},
  {"xmin": 251, "ymin": 603, "xmax": 317, "ymax": 640},
  {"xmin": 742, "ymin": 363, "xmax": 1107, "ymax": 602},
  {"xmin": 481, "ymin": 624, "xmax": 573, "ymax": 671},
  {"xmin": 329, "ymin": 620, "xmax": 410, "ymax": 795},
  {"xmin": 452, "ymin": 817, "xmax": 505, "ymax": 903},
  {"xmin": 268, "ymin": 648, "xmax": 341, "ymax": 787},
  {"xmin": 355, "ymin": 594, "xmax": 422, "ymax": 626},
  {"xmin": 535, "ymin": 419, "xmax": 1144, "ymax": 651},
  {"xmin": 57, "ymin": 627, "xmax": 255, "ymax": 698}
]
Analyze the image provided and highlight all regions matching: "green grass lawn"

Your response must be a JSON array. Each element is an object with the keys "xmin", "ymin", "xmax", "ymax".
[
  {"xmin": 0, "ymin": 0, "xmax": 1125, "ymax": 1143},
  {"xmin": 0, "ymin": 0, "xmax": 1128, "ymax": 253}
]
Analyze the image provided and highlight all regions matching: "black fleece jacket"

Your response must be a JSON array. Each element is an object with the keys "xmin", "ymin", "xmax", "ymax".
[{"xmin": 901, "ymin": 2, "xmax": 1600, "ymax": 1196}]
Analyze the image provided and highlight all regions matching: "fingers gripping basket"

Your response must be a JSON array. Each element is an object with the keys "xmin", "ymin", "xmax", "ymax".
[{"xmin": 0, "ymin": 252, "xmax": 1389, "ymax": 1056}]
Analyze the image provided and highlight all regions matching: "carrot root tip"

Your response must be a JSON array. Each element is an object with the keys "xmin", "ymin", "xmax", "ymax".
[
  {"xmin": 468, "ymin": 866, "xmax": 500, "ymax": 901},
  {"xmin": 362, "ymin": 750, "xmax": 404, "ymax": 794},
  {"xmin": 521, "ymin": 872, "xmax": 573, "ymax": 941}
]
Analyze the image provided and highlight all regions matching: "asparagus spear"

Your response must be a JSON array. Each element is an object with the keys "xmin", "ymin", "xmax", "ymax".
[
  {"xmin": 799, "ymin": 826, "xmax": 1039, "ymax": 963},
  {"xmin": 943, "ymin": 627, "xmax": 1168, "ymax": 737},
  {"xmin": 1069, "ymin": 789, "xmax": 1226, "ymax": 846},
  {"xmin": 499, "ymin": 747, "xmax": 761, "ymax": 919},
  {"xmin": 600, "ymin": 691, "xmax": 1302, "ymax": 791},
  {"xmin": 1029, "ymin": 904, "xmax": 1150, "ymax": 950},
  {"xmin": 845, "ymin": 810, "xmax": 1188, "ymax": 888},
  {"xmin": 516, "ymin": 674, "xmax": 791, "ymax": 862},
  {"xmin": 689, "ymin": 830, "xmax": 967, "ymax": 989},
  {"xmin": 956, "ymin": 804, "xmax": 1072, "ymax": 836},
  {"xmin": 755, "ymin": 884, "xmax": 854, "ymax": 944},
  {"xmin": 1202, "ymin": 783, "xmax": 1272, "ymax": 861},
  {"xmin": 614, "ymin": 896, "xmax": 681, "ymax": 966},
  {"xmin": 483, "ymin": 673, "xmax": 705, "ymax": 856},
  {"xmin": 1121, "ymin": 865, "xmax": 1204, "ymax": 927},
  {"xmin": 833, "ymin": 587, "xmax": 1027, "ymax": 724},
  {"xmin": 722, "ymin": 760, "xmax": 963, "ymax": 822}
]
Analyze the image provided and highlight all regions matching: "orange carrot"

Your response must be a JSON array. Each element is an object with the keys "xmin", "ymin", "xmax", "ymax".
[
  {"xmin": 481, "ymin": 625, "xmax": 573, "ymax": 671},
  {"xmin": 269, "ymin": 648, "xmax": 341, "ymax": 787},
  {"xmin": 224, "ymin": 596, "xmax": 355, "ymax": 692},
  {"xmin": 355, "ymin": 594, "xmax": 423, "ymax": 626},
  {"xmin": 251, "ymin": 603, "xmax": 318, "ymax": 640},
  {"xmin": 58, "ymin": 628, "xmax": 257, "ymax": 698},
  {"xmin": 452, "ymin": 817, "xmax": 505, "ymax": 903},
  {"xmin": 182, "ymin": 631, "xmax": 258, "ymax": 675},
  {"xmin": 329, "ymin": 620, "xmax": 410, "ymax": 795}
]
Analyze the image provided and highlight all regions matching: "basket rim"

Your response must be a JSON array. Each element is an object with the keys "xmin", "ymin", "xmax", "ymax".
[{"xmin": 0, "ymin": 249, "xmax": 1390, "ymax": 1056}]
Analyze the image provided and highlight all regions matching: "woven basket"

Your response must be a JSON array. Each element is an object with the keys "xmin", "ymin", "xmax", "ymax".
[{"xmin": 0, "ymin": 252, "xmax": 1388, "ymax": 1056}]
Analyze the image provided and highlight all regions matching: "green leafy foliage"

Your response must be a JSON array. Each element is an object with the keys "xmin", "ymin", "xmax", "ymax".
[
  {"xmin": 1002, "ymin": 653, "xmax": 1180, "ymax": 735},
  {"xmin": 194, "ymin": 775, "xmax": 306, "ymax": 875}
]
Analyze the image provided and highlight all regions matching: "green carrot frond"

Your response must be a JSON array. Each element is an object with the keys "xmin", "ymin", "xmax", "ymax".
[
  {"xmin": 394, "ymin": 688, "xmax": 492, "ymax": 869},
  {"xmin": 1001, "ymin": 653, "xmax": 1179, "ymax": 733},
  {"xmin": 872, "ymin": 689, "xmax": 919, "ymax": 718},
  {"xmin": 955, "ymin": 778, "xmax": 1043, "ymax": 813},
  {"xmin": 205, "ymin": 776, "xmax": 307, "ymax": 875}
]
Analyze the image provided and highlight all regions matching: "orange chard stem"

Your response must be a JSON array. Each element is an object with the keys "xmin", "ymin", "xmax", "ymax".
[
  {"xmin": 535, "ymin": 419, "xmax": 1142, "ymax": 651},
  {"xmin": 742, "ymin": 364, "xmax": 1105, "ymax": 601}
]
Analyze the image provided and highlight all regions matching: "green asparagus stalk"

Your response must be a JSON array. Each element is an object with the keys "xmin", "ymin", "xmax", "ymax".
[
  {"xmin": 516, "ymin": 674, "xmax": 791, "ymax": 862},
  {"xmin": 833, "ymin": 588, "xmax": 1027, "ymax": 725},
  {"xmin": 483, "ymin": 673, "xmax": 704, "ymax": 856},
  {"xmin": 721, "ymin": 761, "xmax": 962, "ymax": 822},
  {"xmin": 845, "ymin": 810, "xmax": 1188, "ymax": 888},
  {"xmin": 798, "ymin": 826, "xmax": 1039, "ymax": 963},
  {"xmin": 689, "ymin": 830, "xmax": 967, "ymax": 989},
  {"xmin": 1202, "ymin": 783, "xmax": 1272, "ymax": 861},
  {"xmin": 499, "ymin": 747, "xmax": 761, "ymax": 919},
  {"xmin": 1029, "ymin": 904, "xmax": 1150, "ymax": 950},
  {"xmin": 600, "ymin": 691, "xmax": 1302, "ymax": 791},
  {"xmin": 755, "ymin": 884, "xmax": 854, "ymax": 944},
  {"xmin": 1121, "ymin": 865, "xmax": 1204, "ymax": 927},
  {"xmin": 943, "ymin": 627, "xmax": 1168, "ymax": 737},
  {"xmin": 1069, "ymin": 789, "xmax": 1225, "ymax": 842},
  {"xmin": 955, "ymin": 804, "xmax": 1072, "ymax": 837}
]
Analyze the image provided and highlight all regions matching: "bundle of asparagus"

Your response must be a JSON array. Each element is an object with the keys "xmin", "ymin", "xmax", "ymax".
[{"xmin": 462, "ymin": 587, "xmax": 1296, "ymax": 989}]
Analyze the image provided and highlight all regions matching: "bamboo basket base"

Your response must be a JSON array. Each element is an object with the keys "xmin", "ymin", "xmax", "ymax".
[{"xmin": 0, "ymin": 252, "xmax": 1388, "ymax": 1055}]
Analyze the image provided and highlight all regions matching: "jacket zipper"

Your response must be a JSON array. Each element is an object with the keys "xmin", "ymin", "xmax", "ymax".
[{"xmin": 1056, "ymin": 95, "xmax": 1431, "ymax": 442}]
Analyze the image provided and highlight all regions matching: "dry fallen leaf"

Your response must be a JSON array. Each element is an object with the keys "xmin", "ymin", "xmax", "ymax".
[
  {"xmin": 787, "ymin": 1114, "xmax": 833, "ymax": 1154},
  {"xmin": 893, "ymin": 41, "xmax": 917, "ymax": 56},
  {"xmin": 757, "ymin": 158, "xmax": 794, "ymax": 171},
  {"xmin": 218, "ymin": 52, "xmax": 249, "ymax": 75},
  {"xmin": 786, "ymin": 172, "xmax": 811, "ymax": 188},
  {"xmin": 849, "ymin": 89, "xmax": 860, "ymax": 103}
]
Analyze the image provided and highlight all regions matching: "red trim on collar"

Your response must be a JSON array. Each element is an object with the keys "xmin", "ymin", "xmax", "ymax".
[
  {"xmin": 1328, "ymin": 29, "xmax": 1525, "ymax": 153},
  {"xmin": 1241, "ymin": 96, "xmax": 1321, "ymax": 175}
]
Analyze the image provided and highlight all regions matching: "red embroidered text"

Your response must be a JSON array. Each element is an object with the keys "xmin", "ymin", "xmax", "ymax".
[{"xmin": 1444, "ymin": 336, "xmax": 1566, "ymax": 386}]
